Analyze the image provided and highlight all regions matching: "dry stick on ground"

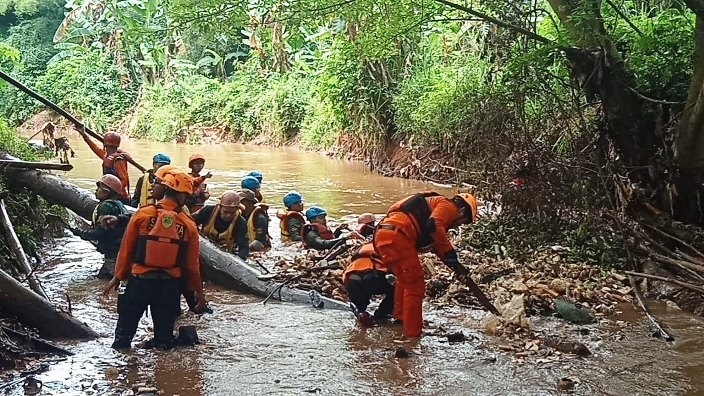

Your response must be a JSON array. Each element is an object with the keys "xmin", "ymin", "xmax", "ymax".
[
  {"xmin": 624, "ymin": 271, "xmax": 704, "ymax": 294},
  {"xmin": 0, "ymin": 198, "xmax": 48, "ymax": 300},
  {"xmin": 645, "ymin": 224, "xmax": 704, "ymax": 259},
  {"xmin": 636, "ymin": 244, "xmax": 704, "ymax": 274},
  {"xmin": 628, "ymin": 275, "xmax": 675, "ymax": 341}
]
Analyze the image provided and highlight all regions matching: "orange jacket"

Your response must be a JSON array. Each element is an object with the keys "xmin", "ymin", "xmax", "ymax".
[
  {"xmin": 342, "ymin": 244, "xmax": 389, "ymax": 286},
  {"xmin": 385, "ymin": 194, "xmax": 458, "ymax": 257},
  {"xmin": 114, "ymin": 198, "xmax": 202, "ymax": 291},
  {"xmin": 86, "ymin": 138, "xmax": 130, "ymax": 200}
]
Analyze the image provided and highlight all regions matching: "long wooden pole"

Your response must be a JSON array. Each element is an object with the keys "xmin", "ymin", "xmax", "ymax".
[
  {"xmin": 0, "ymin": 159, "xmax": 73, "ymax": 171},
  {"xmin": 0, "ymin": 69, "xmax": 147, "ymax": 172},
  {"xmin": 0, "ymin": 198, "xmax": 49, "ymax": 300}
]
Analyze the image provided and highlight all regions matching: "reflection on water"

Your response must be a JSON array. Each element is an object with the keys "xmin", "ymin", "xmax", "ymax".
[{"xmin": 62, "ymin": 134, "xmax": 454, "ymax": 217}]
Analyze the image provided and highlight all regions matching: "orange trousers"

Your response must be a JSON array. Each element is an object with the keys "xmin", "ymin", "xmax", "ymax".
[{"xmin": 374, "ymin": 216, "xmax": 425, "ymax": 337}]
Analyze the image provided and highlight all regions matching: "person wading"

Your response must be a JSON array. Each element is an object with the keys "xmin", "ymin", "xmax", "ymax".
[
  {"xmin": 356, "ymin": 213, "xmax": 377, "ymax": 239},
  {"xmin": 278, "ymin": 191, "xmax": 305, "ymax": 243},
  {"xmin": 187, "ymin": 154, "xmax": 212, "ymax": 213},
  {"xmin": 343, "ymin": 243, "xmax": 394, "ymax": 327},
  {"xmin": 301, "ymin": 206, "xmax": 358, "ymax": 251},
  {"xmin": 71, "ymin": 174, "xmax": 128, "ymax": 278},
  {"xmin": 193, "ymin": 191, "xmax": 249, "ymax": 260},
  {"xmin": 103, "ymin": 171, "xmax": 205, "ymax": 350},
  {"xmin": 373, "ymin": 192, "xmax": 478, "ymax": 339},
  {"xmin": 239, "ymin": 188, "xmax": 270, "ymax": 251},
  {"xmin": 241, "ymin": 176, "xmax": 263, "ymax": 205},
  {"xmin": 131, "ymin": 153, "xmax": 171, "ymax": 207},
  {"xmin": 79, "ymin": 131, "xmax": 131, "ymax": 202},
  {"xmin": 246, "ymin": 171, "xmax": 264, "ymax": 203}
]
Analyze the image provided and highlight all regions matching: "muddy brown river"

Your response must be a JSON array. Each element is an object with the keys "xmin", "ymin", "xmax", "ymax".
[{"xmin": 5, "ymin": 138, "xmax": 704, "ymax": 395}]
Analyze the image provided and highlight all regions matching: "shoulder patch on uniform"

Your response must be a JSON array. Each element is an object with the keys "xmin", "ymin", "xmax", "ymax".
[{"xmin": 162, "ymin": 214, "xmax": 174, "ymax": 229}]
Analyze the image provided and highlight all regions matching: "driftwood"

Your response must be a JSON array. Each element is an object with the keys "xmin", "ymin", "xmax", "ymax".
[
  {"xmin": 624, "ymin": 270, "xmax": 704, "ymax": 295},
  {"xmin": 0, "ymin": 69, "xmax": 147, "ymax": 173},
  {"xmin": 1, "ymin": 326, "xmax": 75, "ymax": 355},
  {"xmin": 0, "ymin": 160, "xmax": 72, "ymax": 171},
  {"xmin": 628, "ymin": 275, "xmax": 675, "ymax": 341},
  {"xmin": 0, "ymin": 266, "xmax": 97, "ymax": 339},
  {"xmin": 0, "ymin": 198, "xmax": 48, "ymax": 299},
  {"xmin": 2, "ymin": 163, "xmax": 349, "ymax": 310}
]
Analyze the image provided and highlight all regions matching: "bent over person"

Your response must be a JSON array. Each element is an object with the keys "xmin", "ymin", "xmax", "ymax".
[
  {"xmin": 373, "ymin": 192, "xmax": 478, "ymax": 339},
  {"xmin": 103, "ymin": 171, "xmax": 206, "ymax": 350}
]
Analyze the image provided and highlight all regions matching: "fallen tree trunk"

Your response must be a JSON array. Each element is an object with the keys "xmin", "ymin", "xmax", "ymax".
[
  {"xmin": 2, "ymin": 160, "xmax": 348, "ymax": 310},
  {"xmin": 0, "ymin": 198, "xmax": 48, "ymax": 299},
  {"xmin": 0, "ymin": 266, "xmax": 97, "ymax": 339},
  {"xmin": 0, "ymin": 159, "xmax": 73, "ymax": 171}
]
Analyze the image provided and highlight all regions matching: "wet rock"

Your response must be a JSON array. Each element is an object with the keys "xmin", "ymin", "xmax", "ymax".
[
  {"xmin": 480, "ymin": 315, "xmax": 502, "ymax": 335},
  {"xmin": 542, "ymin": 336, "xmax": 591, "ymax": 357},
  {"xmin": 104, "ymin": 367, "xmax": 119, "ymax": 380},
  {"xmin": 501, "ymin": 294, "xmax": 528, "ymax": 327},
  {"xmin": 394, "ymin": 347, "xmax": 410, "ymax": 358},
  {"xmin": 557, "ymin": 377, "xmax": 575, "ymax": 391},
  {"xmin": 446, "ymin": 331, "xmax": 467, "ymax": 343}
]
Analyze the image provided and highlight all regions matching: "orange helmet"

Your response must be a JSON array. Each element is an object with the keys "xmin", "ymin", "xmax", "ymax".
[
  {"xmin": 97, "ymin": 174, "xmax": 122, "ymax": 194},
  {"xmin": 188, "ymin": 153, "xmax": 205, "ymax": 167},
  {"xmin": 103, "ymin": 132, "xmax": 121, "ymax": 147},
  {"xmin": 161, "ymin": 171, "xmax": 193, "ymax": 194},
  {"xmin": 154, "ymin": 165, "xmax": 180, "ymax": 180},
  {"xmin": 455, "ymin": 193, "xmax": 478, "ymax": 223},
  {"xmin": 357, "ymin": 213, "xmax": 375, "ymax": 224}
]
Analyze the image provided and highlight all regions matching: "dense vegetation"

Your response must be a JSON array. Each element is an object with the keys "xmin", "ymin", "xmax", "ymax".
[{"xmin": 1, "ymin": 0, "xmax": 704, "ymax": 266}]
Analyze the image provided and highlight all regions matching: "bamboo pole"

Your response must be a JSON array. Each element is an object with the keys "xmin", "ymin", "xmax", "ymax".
[
  {"xmin": 0, "ymin": 198, "xmax": 49, "ymax": 300},
  {"xmin": 0, "ymin": 69, "xmax": 147, "ymax": 173},
  {"xmin": 628, "ymin": 275, "xmax": 674, "ymax": 341},
  {"xmin": 625, "ymin": 270, "xmax": 704, "ymax": 294}
]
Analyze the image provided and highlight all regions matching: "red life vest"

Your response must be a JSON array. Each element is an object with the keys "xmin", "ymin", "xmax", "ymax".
[
  {"xmin": 301, "ymin": 223, "xmax": 335, "ymax": 249},
  {"xmin": 277, "ymin": 210, "xmax": 305, "ymax": 242},
  {"xmin": 134, "ymin": 205, "xmax": 187, "ymax": 273},
  {"xmin": 102, "ymin": 150, "xmax": 126, "ymax": 177}
]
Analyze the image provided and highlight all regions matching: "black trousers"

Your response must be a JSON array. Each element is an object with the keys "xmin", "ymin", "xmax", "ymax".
[
  {"xmin": 112, "ymin": 276, "xmax": 181, "ymax": 349},
  {"xmin": 346, "ymin": 270, "xmax": 394, "ymax": 318}
]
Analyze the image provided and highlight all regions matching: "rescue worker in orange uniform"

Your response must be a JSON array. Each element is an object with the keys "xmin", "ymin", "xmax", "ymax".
[
  {"xmin": 103, "ymin": 171, "xmax": 206, "ymax": 350},
  {"xmin": 301, "ymin": 206, "xmax": 358, "ymax": 250},
  {"xmin": 356, "ymin": 213, "xmax": 377, "ymax": 239},
  {"xmin": 80, "ymin": 131, "xmax": 131, "ymax": 202},
  {"xmin": 187, "ymin": 154, "xmax": 212, "ymax": 213},
  {"xmin": 192, "ymin": 191, "xmax": 248, "ymax": 260},
  {"xmin": 343, "ymin": 243, "xmax": 394, "ymax": 327},
  {"xmin": 373, "ymin": 192, "xmax": 478, "ymax": 338},
  {"xmin": 278, "ymin": 191, "xmax": 305, "ymax": 243},
  {"xmin": 239, "ymin": 189, "xmax": 270, "ymax": 251}
]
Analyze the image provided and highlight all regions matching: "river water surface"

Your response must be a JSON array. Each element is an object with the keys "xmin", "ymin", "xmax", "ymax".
[{"xmin": 6, "ymin": 138, "xmax": 704, "ymax": 395}]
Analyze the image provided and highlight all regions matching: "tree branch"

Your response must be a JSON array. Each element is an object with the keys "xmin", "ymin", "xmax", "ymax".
[
  {"xmin": 603, "ymin": 0, "xmax": 644, "ymax": 36},
  {"xmin": 432, "ymin": 0, "xmax": 553, "ymax": 44}
]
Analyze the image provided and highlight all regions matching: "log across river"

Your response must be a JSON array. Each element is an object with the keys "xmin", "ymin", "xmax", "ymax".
[{"xmin": 3, "ymin": 139, "xmax": 704, "ymax": 394}]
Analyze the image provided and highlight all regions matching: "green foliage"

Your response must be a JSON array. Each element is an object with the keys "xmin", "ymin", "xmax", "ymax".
[
  {"xmin": 615, "ymin": 10, "xmax": 695, "ymax": 101},
  {"xmin": 36, "ymin": 51, "xmax": 137, "ymax": 132},
  {"xmin": 0, "ymin": 117, "xmax": 38, "ymax": 160}
]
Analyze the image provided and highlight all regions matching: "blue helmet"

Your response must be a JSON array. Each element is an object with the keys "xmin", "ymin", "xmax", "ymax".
[
  {"xmin": 241, "ymin": 176, "xmax": 261, "ymax": 190},
  {"xmin": 305, "ymin": 206, "xmax": 327, "ymax": 221},
  {"xmin": 248, "ymin": 170, "xmax": 263, "ymax": 182},
  {"xmin": 153, "ymin": 153, "xmax": 171, "ymax": 165},
  {"xmin": 283, "ymin": 191, "xmax": 303, "ymax": 208}
]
